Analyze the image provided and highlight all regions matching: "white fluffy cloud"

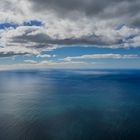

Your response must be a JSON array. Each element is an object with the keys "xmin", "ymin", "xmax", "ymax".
[{"xmin": 0, "ymin": 0, "xmax": 30, "ymax": 23}]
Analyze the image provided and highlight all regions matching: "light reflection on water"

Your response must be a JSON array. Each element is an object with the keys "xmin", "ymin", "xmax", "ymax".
[{"xmin": 0, "ymin": 69, "xmax": 140, "ymax": 140}]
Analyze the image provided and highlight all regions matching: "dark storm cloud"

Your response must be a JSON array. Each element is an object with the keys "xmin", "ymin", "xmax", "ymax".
[{"xmin": 30, "ymin": 0, "xmax": 140, "ymax": 26}]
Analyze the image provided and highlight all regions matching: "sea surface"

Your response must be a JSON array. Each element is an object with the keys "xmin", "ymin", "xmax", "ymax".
[{"xmin": 0, "ymin": 69, "xmax": 140, "ymax": 140}]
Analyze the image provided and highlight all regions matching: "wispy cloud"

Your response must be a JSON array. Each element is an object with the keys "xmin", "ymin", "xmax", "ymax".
[
  {"xmin": 63, "ymin": 54, "xmax": 139, "ymax": 61},
  {"xmin": 37, "ymin": 54, "xmax": 56, "ymax": 58},
  {"xmin": 0, "ymin": 60, "xmax": 92, "ymax": 70},
  {"xmin": 24, "ymin": 60, "xmax": 37, "ymax": 64}
]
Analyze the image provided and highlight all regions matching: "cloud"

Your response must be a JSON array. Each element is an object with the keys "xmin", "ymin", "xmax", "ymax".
[
  {"xmin": 38, "ymin": 60, "xmax": 88, "ymax": 65},
  {"xmin": 30, "ymin": 0, "xmax": 140, "ymax": 27},
  {"xmin": 0, "ymin": 60, "xmax": 90, "ymax": 70},
  {"xmin": 30, "ymin": 0, "xmax": 136, "ymax": 17},
  {"xmin": 0, "ymin": 0, "xmax": 140, "ymax": 61},
  {"xmin": 1, "ymin": 0, "xmax": 140, "ymax": 28},
  {"xmin": 24, "ymin": 60, "xmax": 37, "ymax": 64},
  {"xmin": 1, "ymin": 25, "xmax": 140, "ymax": 53},
  {"xmin": 0, "ymin": 46, "xmax": 38, "ymax": 57},
  {"xmin": 37, "ymin": 54, "xmax": 56, "ymax": 58},
  {"xmin": 63, "ymin": 54, "xmax": 139, "ymax": 61}
]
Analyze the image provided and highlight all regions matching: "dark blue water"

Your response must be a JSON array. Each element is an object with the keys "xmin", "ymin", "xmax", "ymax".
[{"xmin": 0, "ymin": 69, "xmax": 140, "ymax": 140}]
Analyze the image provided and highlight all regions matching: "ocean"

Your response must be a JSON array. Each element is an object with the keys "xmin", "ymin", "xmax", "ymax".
[{"xmin": 0, "ymin": 69, "xmax": 140, "ymax": 140}]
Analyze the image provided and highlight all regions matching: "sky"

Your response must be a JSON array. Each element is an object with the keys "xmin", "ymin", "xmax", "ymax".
[{"xmin": 0, "ymin": 0, "xmax": 140, "ymax": 70}]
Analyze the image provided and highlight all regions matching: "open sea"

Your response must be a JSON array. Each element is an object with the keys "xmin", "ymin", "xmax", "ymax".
[{"xmin": 0, "ymin": 69, "xmax": 140, "ymax": 140}]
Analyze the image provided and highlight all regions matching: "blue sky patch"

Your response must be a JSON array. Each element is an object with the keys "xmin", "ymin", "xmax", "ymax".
[{"xmin": 0, "ymin": 20, "xmax": 44, "ymax": 30}]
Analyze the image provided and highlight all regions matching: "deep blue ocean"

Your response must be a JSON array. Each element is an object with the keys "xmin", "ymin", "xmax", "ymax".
[{"xmin": 0, "ymin": 69, "xmax": 140, "ymax": 140}]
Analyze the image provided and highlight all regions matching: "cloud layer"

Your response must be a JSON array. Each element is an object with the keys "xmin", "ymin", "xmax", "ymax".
[
  {"xmin": 0, "ymin": 0, "xmax": 140, "ymax": 69},
  {"xmin": 30, "ymin": 0, "xmax": 140, "ymax": 26},
  {"xmin": 0, "ymin": 0, "xmax": 140, "ymax": 52},
  {"xmin": 63, "ymin": 54, "xmax": 139, "ymax": 61},
  {"xmin": 1, "ymin": 25, "xmax": 140, "ymax": 57}
]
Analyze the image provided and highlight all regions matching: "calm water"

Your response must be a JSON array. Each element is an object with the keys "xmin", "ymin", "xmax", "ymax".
[{"xmin": 0, "ymin": 69, "xmax": 140, "ymax": 140}]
